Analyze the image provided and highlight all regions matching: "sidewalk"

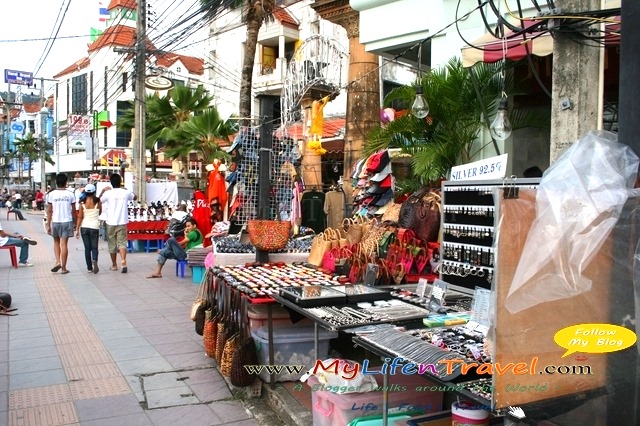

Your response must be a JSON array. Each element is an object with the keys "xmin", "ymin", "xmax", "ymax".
[{"xmin": 0, "ymin": 211, "xmax": 287, "ymax": 426}]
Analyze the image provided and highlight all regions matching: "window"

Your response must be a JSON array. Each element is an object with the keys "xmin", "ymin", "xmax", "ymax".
[
  {"xmin": 116, "ymin": 101, "xmax": 132, "ymax": 148},
  {"xmin": 71, "ymin": 74, "xmax": 88, "ymax": 114}
]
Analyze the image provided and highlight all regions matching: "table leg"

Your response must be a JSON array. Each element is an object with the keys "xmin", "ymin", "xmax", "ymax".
[
  {"xmin": 268, "ymin": 303, "xmax": 275, "ymax": 388},
  {"xmin": 314, "ymin": 322, "xmax": 319, "ymax": 363},
  {"xmin": 383, "ymin": 366, "xmax": 389, "ymax": 426}
]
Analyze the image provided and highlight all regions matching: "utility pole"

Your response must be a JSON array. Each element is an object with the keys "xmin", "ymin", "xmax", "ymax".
[
  {"xmin": 133, "ymin": 0, "xmax": 147, "ymax": 201},
  {"xmin": 39, "ymin": 77, "xmax": 47, "ymax": 192}
]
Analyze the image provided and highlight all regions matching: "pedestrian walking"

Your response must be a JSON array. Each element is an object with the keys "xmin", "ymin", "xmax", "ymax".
[
  {"xmin": 99, "ymin": 173, "xmax": 135, "ymax": 273},
  {"xmin": 0, "ymin": 221, "xmax": 38, "ymax": 266},
  {"xmin": 75, "ymin": 184, "xmax": 101, "ymax": 274},
  {"xmin": 46, "ymin": 173, "xmax": 76, "ymax": 274}
]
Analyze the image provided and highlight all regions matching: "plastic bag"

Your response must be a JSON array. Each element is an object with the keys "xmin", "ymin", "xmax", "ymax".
[
  {"xmin": 300, "ymin": 358, "xmax": 378, "ymax": 394},
  {"xmin": 505, "ymin": 131, "xmax": 639, "ymax": 313}
]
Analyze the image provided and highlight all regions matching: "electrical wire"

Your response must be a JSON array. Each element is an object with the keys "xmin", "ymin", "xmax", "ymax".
[{"xmin": 33, "ymin": 0, "xmax": 74, "ymax": 76}]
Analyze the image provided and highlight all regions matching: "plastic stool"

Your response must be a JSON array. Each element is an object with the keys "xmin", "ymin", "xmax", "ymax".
[
  {"xmin": 145, "ymin": 239, "xmax": 163, "ymax": 253},
  {"xmin": 0, "ymin": 245, "xmax": 18, "ymax": 269},
  {"xmin": 175, "ymin": 260, "xmax": 188, "ymax": 278}
]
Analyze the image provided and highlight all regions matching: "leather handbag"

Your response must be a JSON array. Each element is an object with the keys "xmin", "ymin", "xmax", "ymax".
[
  {"xmin": 230, "ymin": 297, "xmax": 260, "ymax": 387},
  {"xmin": 413, "ymin": 192, "xmax": 442, "ymax": 243},
  {"xmin": 398, "ymin": 187, "xmax": 431, "ymax": 229}
]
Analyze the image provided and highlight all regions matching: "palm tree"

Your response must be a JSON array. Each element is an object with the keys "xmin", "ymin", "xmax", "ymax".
[
  {"xmin": 14, "ymin": 133, "xmax": 55, "ymax": 187},
  {"xmin": 181, "ymin": 108, "xmax": 237, "ymax": 164},
  {"xmin": 365, "ymin": 58, "xmax": 549, "ymax": 190},
  {"xmin": 200, "ymin": 0, "xmax": 275, "ymax": 126},
  {"xmin": 118, "ymin": 85, "xmax": 214, "ymax": 178}
]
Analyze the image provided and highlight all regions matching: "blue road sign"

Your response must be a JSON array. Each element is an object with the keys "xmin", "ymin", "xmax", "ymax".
[{"xmin": 4, "ymin": 69, "xmax": 33, "ymax": 85}]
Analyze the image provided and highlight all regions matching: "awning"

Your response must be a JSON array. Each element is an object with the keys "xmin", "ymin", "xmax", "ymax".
[{"xmin": 461, "ymin": 18, "xmax": 620, "ymax": 68}]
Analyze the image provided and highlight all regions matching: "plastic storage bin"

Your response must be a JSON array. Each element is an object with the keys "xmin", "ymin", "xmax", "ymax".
[
  {"xmin": 191, "ymin": 266, "xmax": 205, "ymax": 284},
  {"xmin": 308, "ymin": 374, "xmax": 443, "ymax": 426},
  {"xmin": 247, "ymin": 304, "xmax": 311, "ymax": 333},
  {"xmin": 252, "ymin": 325, "xmax": 338, "ymax": 383}
]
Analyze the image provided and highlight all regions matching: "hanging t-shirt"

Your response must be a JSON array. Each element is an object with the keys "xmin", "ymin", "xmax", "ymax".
[
  {"xmin": 324, "ymin": 190, "xmax": 345, "ymax": 229},
  {"xmin": 301, "ymin": 190, "xmax": 326, "ymax": 234},
  {"xmin": 46, "ymin": 189, "xmax": 76, "ymax": 223},
  {"xmin": 100, "ymin": 188, "xmax": 134, "ymax": 226}
]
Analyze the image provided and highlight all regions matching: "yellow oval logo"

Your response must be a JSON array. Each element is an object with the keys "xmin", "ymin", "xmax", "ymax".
[{"xmin": 554, "ymin": 324, "xmax": 637, "ymax": 358}]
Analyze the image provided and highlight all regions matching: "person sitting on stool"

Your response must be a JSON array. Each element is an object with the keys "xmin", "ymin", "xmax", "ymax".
[
  {"xmin": 146, "ymin": 218, "xmax": 203, "ymax": 278},
  {"xmin": 0, "ymin": 221, "xmax": 37, "ymax": 266},
  {"xmin": 6, "ymin": 201, "xmax": 26, "ymax": 220}
]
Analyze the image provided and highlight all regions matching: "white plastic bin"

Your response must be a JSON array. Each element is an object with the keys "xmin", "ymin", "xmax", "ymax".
[{"xmin": 252, "ymin": 325, "xmax": 338, "ymax": 383}]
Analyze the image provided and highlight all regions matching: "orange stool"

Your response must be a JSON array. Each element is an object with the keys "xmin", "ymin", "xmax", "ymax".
[{"xmin": 0, "ymin": 245, "xmax": 18, "ymax": 268}]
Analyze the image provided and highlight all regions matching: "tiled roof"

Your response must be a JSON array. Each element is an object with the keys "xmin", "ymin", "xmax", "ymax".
[
  {"xmin": 23, "ymin": 102, "xmax": 42, "ymax": 114},
  {"xmin": 275, "ymin": 116, "xmax": 345, "ymax": 140},
  {"xmin": 107, "ymin": 0, "xmax": 136, "ymax": 10},
  {"xmin": 53, "ymin": 57, "xmax": 91, "ymax": 79},
  {"xmin": 87, "ymin": 25, "xmax": 143, "ymax": 53},
  {"xmin": 273, "ymin": 6, "xmax": 299, "ymax": 29},
  {"xmin": 156, "ymin": 53, "xmax": 205, "ymax": 76}
]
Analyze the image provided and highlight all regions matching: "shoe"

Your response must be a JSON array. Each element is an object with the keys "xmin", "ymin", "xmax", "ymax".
[
  {"xmin": 92, "ymin": 260, "xmax": 99, "ymax": 274},
  {"xmin": 19, "ymin": 262, "xmax": 33, "ymax": 267},
  {"xmin": 22, "ymin": 237, "xmax": 37, "ymax": 245}
]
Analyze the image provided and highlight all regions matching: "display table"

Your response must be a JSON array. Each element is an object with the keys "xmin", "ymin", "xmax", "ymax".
[{"xmin": 126, "ymin": 220, "xmax": 170, "ymax": 253}]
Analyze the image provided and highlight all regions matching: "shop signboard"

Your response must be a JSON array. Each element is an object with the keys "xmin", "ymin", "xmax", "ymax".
[
  {"xmin": 67, "ymin": 114, "xmax": 92, "ymax": 149},
  {"xmin": 450, "ymin": 154, "xmax": 508, "ymax": 181}
]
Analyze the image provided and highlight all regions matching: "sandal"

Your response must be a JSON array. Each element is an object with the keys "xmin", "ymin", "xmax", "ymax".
[
  {"xmin": 51, "ymin": 264, "xmax": 62, "ymax": 273},
  {"xmin": 110, "ymin": 266, "xmax": 118, "ymax": 271},
  {"xmin": 146, "ymin": 274, "xmax": 162, "ymax": 279}
]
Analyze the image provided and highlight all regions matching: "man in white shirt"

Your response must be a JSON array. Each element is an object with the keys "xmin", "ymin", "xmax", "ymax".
[
  {"xmin": 46, "ymin": 173, "xmax": 77, "ymax": 274},
  {"xmin": 99, "ymin": 173, "xmax": 135, "ymax": 273},
  {"xmin": 0, "ymin": 221, "xmax": 37, "ymax": 266}
]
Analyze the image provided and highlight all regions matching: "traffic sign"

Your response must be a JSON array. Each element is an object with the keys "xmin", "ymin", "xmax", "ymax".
[
  {"xmin": 4, "ymin": 69, "xmax": 33, "ymax": 85},
  {"xmin": 10, "ymin": 122, "xmax": 24, "ymax": 134}
]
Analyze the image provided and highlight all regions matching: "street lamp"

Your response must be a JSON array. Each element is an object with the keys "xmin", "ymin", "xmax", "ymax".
[{"xmin": 39, "ymin": 106, "xmax": 49, "ymax": 193}]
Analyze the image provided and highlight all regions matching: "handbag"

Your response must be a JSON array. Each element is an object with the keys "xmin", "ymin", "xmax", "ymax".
[
  {"xmin": 398, "ymin": 187, "xmax": 432, "ymax": 229},
  {"xmin": 215, "ymin": 285, "xmax": 231, "ymax": 364},
  {"xmin": 230, "ymin": 297, "xmax": 260, "ymax": 387},
  {"xmin": 202, "ymin": 276, "xmax": 220, "ymax": 356},
  {"xmin": 342, "ymin": 218, "xmax": 363, "ymax": 245},
  {"xmin": 413, "ymin": 192, "xmax": 442, "ymax": 243},
  {"xmin": 220, "ymin": 291, "xmax": 240, "ymax": 377},
  {"xmin": 0, "ymin": 292, "xmax": 16, "ymax": 316},
  {"xmin": 308, "ymin": 232, "xmax": 333, "ymax": 266},
  {"xmin": 247, "ymin": 215, "xmax": 291, "ymax": 252},
  {"xmin": 381, "ymin": 203, "xmax": 402, "ymax": 223},
  {"xmin": 191, "ymin": 269, "xmax": 211, "ymax": 321}
]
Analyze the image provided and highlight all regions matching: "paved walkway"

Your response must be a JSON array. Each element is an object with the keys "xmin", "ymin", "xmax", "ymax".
[{"xmin": 0, "ymin": 211, "xmax": 263, "ymax": 426}]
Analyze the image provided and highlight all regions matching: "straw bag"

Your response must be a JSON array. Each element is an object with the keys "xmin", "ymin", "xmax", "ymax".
[
  {"xmin": 220, "ymin": 292, "xmax": 240, "ymax": 377},
  {"xmin": 381, "ymin": 203, "xmax": 402, "ymax": 223},
  {"xmin": 342, "ymin": 218, "xmax": 363, "ymax": 245},
  {"xmin": 191, "ymin": 269, "xmax": 212, "ymax": 321},
  {"xmin": 215, "ymin": 285, "xmax": 231, "ymax": 364},
  {"xmin": 247, "ymin": 218, "xmax": 291, "ymax": 252},
  {"xmin": 230, "ymin": 297, "xmax": 260, "ymax": 387},
  {"xmin": 308, "ymin": 232, "xmax": 333, "ymax": 266},
  {"xmin": 203, "ymin": 276, "xmax": 221, "ymax": 357}
]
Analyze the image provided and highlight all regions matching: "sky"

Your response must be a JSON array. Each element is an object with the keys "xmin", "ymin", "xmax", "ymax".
[{"xmin": 0, "ymin": 0, "xmax": 209, "ymax": 97}]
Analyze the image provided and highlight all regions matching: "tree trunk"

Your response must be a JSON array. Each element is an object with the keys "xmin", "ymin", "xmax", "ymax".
[{"xmin": 238, "ymin": 5, "xmax": 261, "ymax": 127}]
